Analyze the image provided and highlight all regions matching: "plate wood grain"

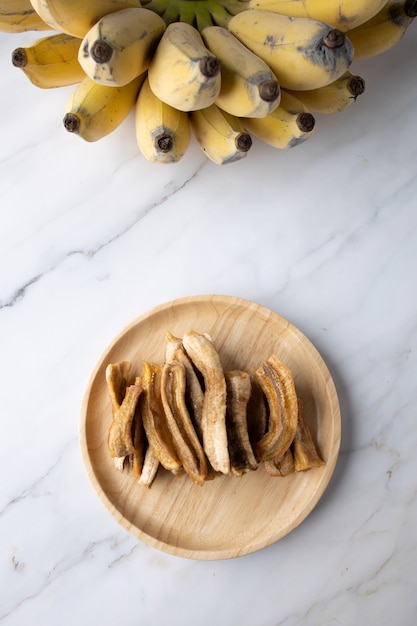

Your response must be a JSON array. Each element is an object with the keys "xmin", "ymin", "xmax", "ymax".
[{"xmin": 79, "ymin": 295, "xmax": 341, "ymax": 560}]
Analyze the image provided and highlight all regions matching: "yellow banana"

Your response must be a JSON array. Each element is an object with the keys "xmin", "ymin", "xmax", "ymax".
[
  {"xmin": 346, "ymin": 0, "xmax": 417, "ymax": 61},
  {"xmin": 0, "ymin": 0, "xmax": 52, "ymax": 32},
  {"xmin": 11, "ymin": 33, "xmax": 85, "ymax": 88},
  {"xmin": 135, "ymin": 76, "xmax": 190, "ymax": 163},
  {"xmin": 63, "ymin": 73, "xmax": 145, "ymax": 142},
  {"xmin": 202, "ymin": 25, "xmax": 280, "ymax": 118},
  {"xmin": 147, "ymin": 21, "xmax": 221, "ymax": 112},
  {"xmin": 228, "ymin": 10, "xmax": 354, "ymax": 91},
  {"xmin": 29, "ymin": 0, "xmax": 142, "ymax": 38},
  {"xmin": 285, "ymin": 71, "xmax": 366, "ymax": 114},
  {"xmin": 78, "ymin": 8, "xmax": 166, "ymax": 87},
  {"xmin": 189, "ymin": 104, "xmax": 253, "ymax": 165},
  {"xmin": 247, "ymin": 0, "xmax": 387, "ymax": 32},
  {"xmin": 243, "ymin": 91, "xmax": 316, "ymax": 149}
]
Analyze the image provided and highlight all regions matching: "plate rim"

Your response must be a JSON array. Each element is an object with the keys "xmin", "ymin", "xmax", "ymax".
[{"xmin": 79, "ymin": 294, "xmax": 341, "ymax": 560}]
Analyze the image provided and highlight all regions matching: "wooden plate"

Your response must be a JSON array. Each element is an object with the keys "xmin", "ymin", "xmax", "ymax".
[{"xmin": 79, "ymin": 295, "xmax": 341, "ymax": 560}]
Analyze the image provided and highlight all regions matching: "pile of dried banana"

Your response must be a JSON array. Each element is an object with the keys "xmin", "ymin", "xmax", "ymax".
[{"xmin": 106, "ymin": 329, "xmax": 323, "ymax": 488}]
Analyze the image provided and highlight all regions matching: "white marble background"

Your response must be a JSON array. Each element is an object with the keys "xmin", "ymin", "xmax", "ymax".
[{"xmin": 0, "ymin": 22, "xmax": 416, "ymax": 626}]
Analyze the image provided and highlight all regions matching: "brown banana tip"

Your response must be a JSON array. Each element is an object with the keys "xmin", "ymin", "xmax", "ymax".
[
  {"xmin": 296, "ymin": 112, "xmax": 315, "ymax": 133},
  {"xmin": 236, "ymin": 133, "xmax": 252, "ymax": 153},
  {"xmin": 405, "ymin": 0, "xmax": 417, "ymax": 16},
  {"xmin": 155, "ymin": 133, "xmax": 174, "ymax": 153},
  {"xmin": 348, "ymin": 76, "xmax": 366, "ymax": 98},
  {"xmin": 63, "ymin": 113, "xmax": 80, "ymax": 134},
  {"xmin": 323, "ymin": 29, "xmax": 345, "ymax": 49},
  {"xmin": 199, "ymin": 56, "xmax": 220, "ymax": 78},
  {"xmin": 12, "ymin": 48, "xmax": 27, "ymax": 68},
  {"xmin": 258, "ymin": 79, "xmax": 280, "ymax": 102},
  {"xmin": 91, "ymin": 39, "xmax": 113, "ymax": 64}
]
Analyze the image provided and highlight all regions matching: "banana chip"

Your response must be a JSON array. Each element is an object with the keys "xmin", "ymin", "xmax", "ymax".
[
  {"xmin": 106, "ymin": 362, "xmax": 143, "ymax": 472},
  {"xmin": 225, "ymin": 370, "xmax": 258, "ymax": 477},
  {"xmin": 292, "ymin": 398, "xmax": 324, "ymax": 472},
  {"xmin": 182, "ymin": 330, "xmax": 230, "ymax": 475},
  {"xmin": 252, "ymin": 355, "xmax": 298, "ymax": 462},
  {"xmin": 140, "ymin": 361, "xmax": 182, "ymax": 474},
  {"xmin": 161, "ymin": 362, "xmax": 208, "ymax": 485}
]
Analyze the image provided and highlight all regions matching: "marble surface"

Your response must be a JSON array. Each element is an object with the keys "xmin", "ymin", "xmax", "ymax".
[{"xmin": 1, "ymin": 22, "xmax": 416, "ymax": 626}]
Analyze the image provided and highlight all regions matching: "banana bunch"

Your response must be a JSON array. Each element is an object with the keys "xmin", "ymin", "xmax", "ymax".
[{"xmin": 1, "ymin": 0, "xmax": 416, "ymax": 165}]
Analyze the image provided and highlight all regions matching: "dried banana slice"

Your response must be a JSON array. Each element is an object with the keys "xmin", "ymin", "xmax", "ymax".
[
  {"xmin": 106, "ymin": 361, "xmax": 133, "ymax": 416},
  {"xmin": 125, "ymin": 405, "xmax": 146, "ymax": 477},
  {"xmin": 165, "ymin": 331, "xmax": 204, "ymax": 443},
  {"xmin": 292, "ymin": 398, "xmax": 324, "ymax": 472},
  {"xmin": 138, "ymin": 445, "xmax": 160, "ymax": 488},
  {"xmin": 253, "ymin": 355, "xmax": 298, "ymax": 462},
  {"xmin": 264, "ymin": 448, "xmax": 295, "ymax": 477},
  {"xmin": 182, "ymin": 330, "xmax": 230, "ymax": 475},
  {"xmin": 107, "ymin": 375, "xmax": 143, "ymax": 471},
  {"xmin": 140, "ymin": 361, "xmax": 182, "ymax": 474},
  {"xmin": 161, "ymin": 362, "xmax": 208, "ymax": 485},
  {"xmin": 225, "ymin": 370, "xmax": 258, "ymax": 477},
  {"xmin": 246, "ymin": 375, "xmax": 268, "ymax": 446}
]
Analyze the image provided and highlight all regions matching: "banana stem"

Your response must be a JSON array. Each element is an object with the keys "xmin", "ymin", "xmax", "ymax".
[
  {"xmin": 323, "ymin": 29, "xmax": 345, "ymax": 49},
  {"xmin": 11, "ymin": 48, "xmax": 27, "ymax": 68},
  {"xmin": 144, "ymin": 0, "xmax": 248, "ymax": 30},
  {"xmin": 347, "ymin": 76, "xmax": 366, "ymax": 99}
]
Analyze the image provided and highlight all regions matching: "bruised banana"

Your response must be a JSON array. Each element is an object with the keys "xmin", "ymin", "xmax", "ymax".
[
  {"xmin": 12, "ymin": 33, "xmax": 85, "ymax": 88},
  {"xmin": 190, "ymin": 104, "xmax": 253, "ymax": 165},
  {"xmin": 228, "ymin": 10, "xmax": 354, "ymax": 91},
  {"xmin": 285, "ymin": 71, "xmax": 366, "ymax": 115},
  {"xmin": 346, "ymin": 0, "xmax": 417, "ymax": 61},
  {"xmin": 29, "ymin": 0, "xmax": 142, "ymax": 38},
  {"xmin": 135, "ymin": 76, "xmax": 190, "ymax": 164},
  {"xmin": 243, "ymin": 91, "xmax": 315, "ymax": 149},
  {"xmin": 202, "ymin": 25, "xmax": 281, "ymax": 118},
  {"xmin": 247, "ymin": 0, "xmax": 387, "ymax": 32},
  {"xmin": 0, "ymin": 0, "xmax": 52, "ymax": 32},
  {"xmin": 78, "ymin": 8, "xmax": 166, "ymax": 87},
  {"xmin": 63, "ymin": 73, "xmax": 145, "ymax": 142},
  {"xmin": 147, "ymin": 21, "xmax": 221, "ymax": 112}
]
